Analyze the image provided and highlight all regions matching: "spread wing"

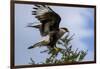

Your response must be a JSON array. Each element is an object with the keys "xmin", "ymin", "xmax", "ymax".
[{"xmin": 32, "ymin": 4, "xmax": 61, "ymax": 36}]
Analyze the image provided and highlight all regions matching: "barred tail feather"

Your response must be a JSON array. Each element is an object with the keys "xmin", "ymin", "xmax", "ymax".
[
  {"xmin": 28, "ymin": 41, "xmax": 48, "ymax": 49},
  {"xmin": 28, "ymin": 46, "xmax": 34, "ymax": 49}
]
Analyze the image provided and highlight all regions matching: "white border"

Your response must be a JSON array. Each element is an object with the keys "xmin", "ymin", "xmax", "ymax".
[{"xmin": 0, "ymin": 0, "xmax": 99, "ymax": 69}]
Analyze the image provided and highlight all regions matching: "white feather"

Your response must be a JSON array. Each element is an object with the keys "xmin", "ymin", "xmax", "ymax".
[{"xmin": 40, "ymin": 35, "xmax": 50, "ymax": 43}]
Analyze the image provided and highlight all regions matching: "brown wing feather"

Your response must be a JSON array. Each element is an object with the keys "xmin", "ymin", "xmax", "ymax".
[{"xmin": 32, "ymin": 5, "xmax": 61, "ymax": 36}]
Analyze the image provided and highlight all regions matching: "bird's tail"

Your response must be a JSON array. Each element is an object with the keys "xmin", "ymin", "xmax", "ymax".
[
  {"xmin": 28, "ymin": 42, "xmax": 43, "ymax": 49},
  {"xmin": 28, "ymin": 40, "xmax": 49, "ymax": 49}
]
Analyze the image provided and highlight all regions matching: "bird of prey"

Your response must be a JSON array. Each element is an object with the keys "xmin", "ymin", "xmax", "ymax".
[
  {"xmin": 27, "ymin": 4, "xmax": 69, "ymax": 49},
  {"xmin": 28, "ymin": 27, "xmax": 69, "ymax": 49}
]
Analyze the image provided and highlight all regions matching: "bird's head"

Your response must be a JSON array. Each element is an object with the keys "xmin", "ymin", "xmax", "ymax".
[{"xmin": 60, "ymin": 27, "xmax": 69, "ymax": 33}]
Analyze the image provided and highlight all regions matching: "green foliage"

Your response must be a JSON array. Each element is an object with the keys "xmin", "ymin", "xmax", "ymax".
[{"xmin": 29, "ymin": 34, "xmax": 87, "ymax": 64}]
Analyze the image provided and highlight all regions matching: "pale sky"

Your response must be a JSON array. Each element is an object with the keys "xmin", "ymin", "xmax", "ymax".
[{"xmin": 15, "ymin": 3, "xmax": 95, "ymax": 65}]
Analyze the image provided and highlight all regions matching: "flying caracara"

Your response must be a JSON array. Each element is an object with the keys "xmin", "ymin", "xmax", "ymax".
[{"xmin": 27, "ymin": 4, "xmax": 69, "ymax": 49}]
